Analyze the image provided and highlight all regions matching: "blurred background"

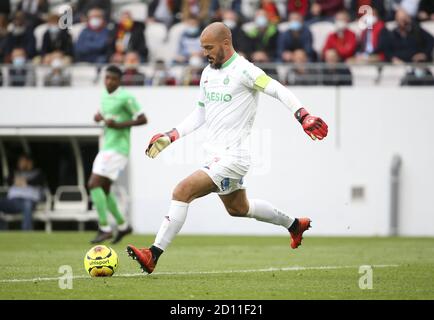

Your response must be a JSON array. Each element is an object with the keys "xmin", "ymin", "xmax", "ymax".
[{"xmin": 0, "ymin": 0, "xmax": 433, "ymax": 236}]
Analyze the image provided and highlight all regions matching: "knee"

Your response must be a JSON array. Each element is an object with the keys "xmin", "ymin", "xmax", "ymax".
[
  {"xmin": 225, "ymin": 204, "xmax": 249, "ymax": 217},
  {"xmin": 172, "ymin": 181, "xmax": 194, "ymax": 203}
]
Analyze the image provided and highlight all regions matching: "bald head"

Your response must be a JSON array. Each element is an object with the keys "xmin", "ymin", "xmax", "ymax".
[
  {"xmin": 200, "ymin": 22, "xmax": 235, "ymax": 69},
  {"xmin": 201, "ymin": 22, "xmax": 232, "ymax": 44}
]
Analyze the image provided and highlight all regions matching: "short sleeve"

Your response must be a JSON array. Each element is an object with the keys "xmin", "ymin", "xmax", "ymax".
[
  {"xmin": 239, "ymin": 61, "xmax": 268, "ymax": 90},
  {"xmin": 125, "ymin": 94, "xmax": 142, "ymax": 117}
]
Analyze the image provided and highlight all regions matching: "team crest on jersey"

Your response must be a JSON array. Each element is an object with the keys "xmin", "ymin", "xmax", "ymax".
[{"xmin": 223, "ymin": 76, "xmax": 230, "ymax": 85}]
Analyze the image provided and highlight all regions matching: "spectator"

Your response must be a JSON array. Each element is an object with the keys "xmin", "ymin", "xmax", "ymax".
[
  {"xmin": 417, "ymin": 0, "xmax": 434, "ymax": 21},
  {"xmin": 121, "ymin": 51, "xmax": 146, "ymax": 86},
  {"xmin": 43, "ymin": 51, "xmax": 71, "ymax": 87},
  {"xmin": 174, "ymin": 17, "xmax": 202, "ymax": 63},
  {"xmin": 277, "ymin": 12, "xmax": 315, "ymax": 62},
  {"xmin": 239, "ymin": 9, "xmax": 279, "ymax": 63},
  {"xmin": 320, "ymin": 48, "xmax": 352, "ymax": 86},
  {"xmin": 0, "ymin": 68, "xmax": 2, "ymax": 86},
  {"xmin": 0, "ymin": 14, "xmax": 8, "ymax": 63},
  {"xmin": 147, "ymin": 59, "xmax": 177, "ymax": 86},
  {"xmin": 4, "ymin": 11, "xmax": 37, "ymax": 61},
  {"xmin": 287, "ymin": 0, "xmax": 310, "ymax": 19},
  {"xmin": 209, "ymin": 0, "xmax": 241, "ymax": 22},
  {"xmin": 181, "ymin": 0, "xmax": 212, "ymax": 25},
  {"xmin": 221, "ymin": 9, "xmax": 245, "ymax": 53},
  {"xmin": 378, "ymin": 9, "xmax": 433, "ymax": 63},
  {"xmin": 322, "ymin": 10, "xmax": 357, "ymax": 61},
  {"xmin": 309, "ymin": 0, "xmax": 344, "ymax": 23},
  {"xmin": 0, "ymin": 154, "xmax": 45, "ymax": 231},
  {"xmin": 148, "ymin": 0, "xmax": 182, "ymax": 27},
  {"xmin": 110, "ymin": 11, "xmax": 148, "ymax": 63},
  {"xmin": 180, "ymin": 52, "xmax": 204, "ymax": 85},
  {"xmin": 286, "ymin": 49, "xmax": 318, "ymax": 85},
  {"xmin": 0, "ymin": 0, "xmax": 10, "ymax": 16},
  {"xmin": 16, "ymin": 0, "xmax": 49, "ymax": 29},
  {"xmin": 75, "ymin": 9, "xmax": 111, "ymax": 63},
  {"xmin": 8, "ymin": 48, "xmax": 36, "ymax": 87},
  {"xmin": 349, "ymin": 8, "xmax": 385, "ymax": 63},
  {"xmin": 74, "ymin": 0, "xmax": 112, "ymax": 23},
  {"xmin": 41, "ymin": 13, "xmax": 73, "ymax": 64},
  {"xmin": 400, "ymin": 67, "xmax": 434, "ymax": 85},
  {"xmin": 261, "ymin": 0, "xmax": 280, "ymax": 24}
]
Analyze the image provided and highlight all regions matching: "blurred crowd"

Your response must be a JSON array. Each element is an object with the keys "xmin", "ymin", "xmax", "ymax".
[{"xmin": 0, "ymin": 0, "xmax": 433, "ymax": 87}]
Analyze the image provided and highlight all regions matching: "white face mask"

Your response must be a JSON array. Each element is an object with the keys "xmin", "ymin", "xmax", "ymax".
[
  {"xmin": 189, "ymin": 56, "xmax": 203, "ymax": 68},
  {"xmin": 12, "ymin": 26, "xmax": 26, "ymax": 36},
  {"xmin": 51, "ymin": 58, "xmax": 64, "ymax": 69},
  {"xmin": 255, "ymin": 15, "xmax": 268, "ymax": 28},
  {"xmin": 13, "ymin": 56, "xmax": 26, "ymax": 67},
  {"xmin": 89, "ymin": 17, "xmax": 103, "ymax": 29},
  {"xmin": 335, "ymin": 20, "xmax": 347, "ymax": 32},
  {"xmin": 223, "ymin": 19, "xmax": 237, "ymax": 30}
]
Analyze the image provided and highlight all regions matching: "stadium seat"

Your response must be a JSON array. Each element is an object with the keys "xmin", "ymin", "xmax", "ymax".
[
  {"xmin": 70, "ymin": 65, "xmax": 100, "ymax": 87},
  {"xmin": 48, "ymin": 185, "xmax": 95, "ymax": 231},
  {"xmin": 378, "ymin": 65, "xmax": 407, "ymax": 86},
  {"xmin": 0, "ymin": 186, "xmax": 52, "ymax": 230},
  {"xmin": 385, "ymin": 21, "xmax": 397, "ymax": 31},
  {"xmin": 421, "ymin": 21, "xmax": 434, "ymax": 37},
  {"xmin": 145, "ymin": 22, "xmax": 168, "ymax": 62},
  {"xmin": 349, "ymin": 65, "xmax": 381, "ymax": 86},
  {"xmin": 348, "ymin": 21, "xmax": 362, "ymax": 39},
  {"xmin": 34, "ymin": 23, "xmax": 48, "ymax": 52},
  {"xmin": 309, "ymin": 21, "xmax": 335, "ymax": 58},
  {"xmin": 69, "ymin": 22, "xmax": 86, "ymax": 43},
  {"xmin": 165, "ymin": 22, "xmax": 188, "ymax": 63},
  {"xmin": 118, "ymin": 2, "xmax": 148, "ymax": 22}
]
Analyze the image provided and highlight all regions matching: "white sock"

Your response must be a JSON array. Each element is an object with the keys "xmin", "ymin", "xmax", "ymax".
[
  {"xmin": 246, "ymin": 199, "xmax": 294, "ymax": 229},
  {"xmin": 117, "ymin": 222, "xmax": 129, "ymax": 231},
  {"xmin": 154, "ymin": 200, "xmax": 189, "ymax": 251},
  {"xmin": 100, "ymin": 225, "xmax": 112, "ymax": 233}
]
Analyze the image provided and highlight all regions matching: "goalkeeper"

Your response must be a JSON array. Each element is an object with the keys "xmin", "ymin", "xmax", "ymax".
[{"xmin": 127, "ymin": 23, "xmax": 328, "ymax": 273}]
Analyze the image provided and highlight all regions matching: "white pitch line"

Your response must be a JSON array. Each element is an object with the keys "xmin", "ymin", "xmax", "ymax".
[{"xmin": 0, "ymin": 264, "xmax": 399, "ymax": 284}]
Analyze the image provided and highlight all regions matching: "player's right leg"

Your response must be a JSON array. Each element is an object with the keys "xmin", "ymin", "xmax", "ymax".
[{"xmin": 127, "ymin": 170, "xmax": 218, "ymax": 274}]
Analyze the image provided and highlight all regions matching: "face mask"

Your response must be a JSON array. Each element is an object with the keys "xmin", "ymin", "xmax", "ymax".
[
  {"xmin": 189, "ymin": 56, "xmax": 203, "ymax": 68},
  {"xmin": 89, "ymin": 17, "xmax": 103, "ymax": 29},
  {"xmin": 288, "ymin": 21, "xmax": 302, "ymax": 31},
  {"xmin": 255, "ymin": 15, "xmax": 268, "ymax": 28},
  {"xmin": 335, "ymin": 20, "xmax": 347, "ymax": 32},
  {"xmin": 51, "ymin": 58, "xmax": 64, "ymax": 69},
  {"xmin": 185, "ymin": 26, "xmax": 199, "ymax": 36},
  {"xmin": 12, "ymin": 26, "xmax": 25, "ymax": 36},
  {"xmin": 13, "ymin": 56, "xmax": 26, "ymax": 67},
  {"xmin": 49, "ymin": 25, "xmax": 59, "ymax": 34},
  {"xmin": 223, "ymin": 19, "xmax": 237, "ymax": 30}
]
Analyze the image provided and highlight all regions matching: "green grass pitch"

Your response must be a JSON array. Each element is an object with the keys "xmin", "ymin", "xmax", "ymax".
[{"xmin": 0, "ymin": 232, "xmax": 433, "ymax": 299}]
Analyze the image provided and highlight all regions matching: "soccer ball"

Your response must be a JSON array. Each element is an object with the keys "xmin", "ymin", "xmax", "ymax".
[{"xmin": 84, "ymin": 245, "xmax": 119, "ymax": 277}]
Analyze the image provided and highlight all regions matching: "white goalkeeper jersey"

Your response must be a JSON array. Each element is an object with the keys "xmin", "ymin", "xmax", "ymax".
[{"xmin": 197, "ymin": 53, "xmax": 266, "ymax": 159}]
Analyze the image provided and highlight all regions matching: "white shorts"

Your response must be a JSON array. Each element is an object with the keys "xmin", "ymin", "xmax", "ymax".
[
  {"xmin": 200, "ymin": 156, "xmax": 249, "ymax": 195},
  {"xmin": 92, "ymin": 150, "xmax": 128, "ymax": 181}
]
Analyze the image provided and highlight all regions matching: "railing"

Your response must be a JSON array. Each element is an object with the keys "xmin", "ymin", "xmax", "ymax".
[{"xmin": 1, "ymin": 62, "xmax": 434, "ymax": 87}]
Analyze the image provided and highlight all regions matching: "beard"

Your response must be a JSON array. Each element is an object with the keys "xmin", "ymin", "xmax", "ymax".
[{"xmin": 208, "ymin": 48, "xmax": 225, "ymax": 69}]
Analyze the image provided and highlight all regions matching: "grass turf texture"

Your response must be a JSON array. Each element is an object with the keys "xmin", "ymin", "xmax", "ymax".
[{"xmin": 0, "ymin": 232, "xmax": 433, "ymax": 299}]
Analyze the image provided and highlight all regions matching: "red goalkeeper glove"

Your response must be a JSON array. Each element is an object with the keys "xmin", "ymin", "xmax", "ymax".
[
  {"xmin": 295, "ymin": 108, "xmax": 328, "ymax": 140},
  {"xmin": 145, "ymin": 128, "xmax": 179, "ymax": 158}
]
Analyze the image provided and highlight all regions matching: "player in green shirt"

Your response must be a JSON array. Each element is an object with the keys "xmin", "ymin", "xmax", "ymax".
[{"xmin": 89, "ymin": 65, "xmax": 147, "ymax": 244}]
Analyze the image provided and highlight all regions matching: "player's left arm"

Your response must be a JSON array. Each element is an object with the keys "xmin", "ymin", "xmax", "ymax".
[
  {"xmin": 257, "ymin": 75, "xmax": 328, "ymax": 140},
  {"xmin": 105, "ymin": 95, "xmax": 148, "ymax": 129},
  {"xmin": 241, "ymin": 63, "xmax": 328, "ymax": 140}
]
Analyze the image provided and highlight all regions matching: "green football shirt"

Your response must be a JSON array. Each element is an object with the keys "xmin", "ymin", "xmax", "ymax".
[{"xmin": 100, "ymin": 87, "xmax": 142, "ymax": 156}]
